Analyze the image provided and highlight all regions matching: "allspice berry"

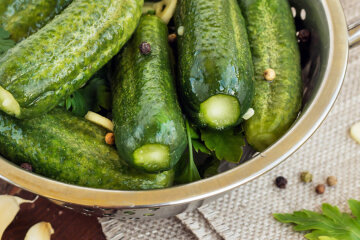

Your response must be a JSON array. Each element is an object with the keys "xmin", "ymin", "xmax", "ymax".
[
  {"xmin": 264, "ymin": 68, "xmax": 276, "ymax": 81},
  {"xmin": 105, "ymin": 132, "xmax": 115, "ymax": 145},
  {"xmin": 315, "ymin": 184, "xmax": 325, "ymax": 194},
  {"xmin": 20, "ymin": 163, "xmax": 33, "ymax": 172},
  {"xmin": 139, "ymin": 42, "xmax": 151, "ymax": 55},
  {"xmin": 168, "ymin": 33, "xmax": 177, "ymax": 43},
  {"xmin": 300, "ymin": 171, "xmax": 313, "ymax": 183},
  {"xmin": 275, "ymin": 176, "xmax": 287, "ymax": 189},
  {"xmin": 326, "ymin": 176, "xmax": 337, "ymax": 186}
]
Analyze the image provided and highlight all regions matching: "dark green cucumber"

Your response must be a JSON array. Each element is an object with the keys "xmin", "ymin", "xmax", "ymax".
[
  {"xmin": 239, "ymin": 0, "xmax": 302, "ymax": 151},
  {"xmin": 0, "ymin": 0, "xmax": 72, "ymax": 42},
  {"xmin": 0, "ymin": 0, "xmax": 143, "ymax": 119},
  {"xmin": 112, "ymin": 15, "xmax": 187, "ymax": 173},
  {"xmin": 175, "ymin": 0, "xmax": 254, "ymax": 130},
  {"xmin": 0, "ymin": 108, "xmax": 174, "ymax": 190}
]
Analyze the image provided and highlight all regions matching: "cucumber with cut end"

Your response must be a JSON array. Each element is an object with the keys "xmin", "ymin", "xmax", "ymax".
[
  {"xmin": 0, "ymin": 0, "xmax": 143, "ymax": 119},
  {"xmin": 239, "ymin": 0, "xmax": 302, "ymax": 151},
  {"xmin": 0, "ymin": 108, "xmax": 174, "ymax": 190},
  {"xmin": 112, "ymin": 15, "xmax": 187, "ymax": 173},
  {"xmin": 199, "ymin": 94, "xmax": 241, "ymax": 130},
  {"xmin": 174, "ymin": 0, "xmax": 254, "ymax": 130},
  {"xmin": 0, "ymin": 0, "xmax": 73, "ymax": 42}
]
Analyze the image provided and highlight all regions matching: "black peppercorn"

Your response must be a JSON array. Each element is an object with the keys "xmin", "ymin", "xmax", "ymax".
[
  {"xmin": 275, "ymin": 176, "xmax": 287, "ymax": 189},
  {"xmin": 20, "ymin": 163, "xmax": 33, "ymax": 172},
  {"xmin": 298, "ymin": 29, "xmax": 310, "ymax": 43},
  {"xmin": 139, "ymin": 42, "xmax": 151, "ymax": 55}
]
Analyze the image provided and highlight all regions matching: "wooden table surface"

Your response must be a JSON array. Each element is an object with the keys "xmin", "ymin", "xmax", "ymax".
[{"xmin": 0, "ymin": 179, "xmax": 106, "ymax": 240}]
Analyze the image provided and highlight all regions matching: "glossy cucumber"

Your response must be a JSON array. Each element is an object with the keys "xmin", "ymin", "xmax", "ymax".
[
  {"xmin": 239, "ymin": 0, "xmax": 302, "ymax": 151},
  {"xmin": 0, "ymin": 108, "xmax": 174, "ymax": 190},
  {"xmin": 0, "ymin": 0, "xmax": 72, "ymax": 42},
  {"xmin": 0, "ymin": 0, "xmax": 143, "ymax": 119},
  {"xmin": 112, "ymin": 15, "xmax": 187, "ymax": 173},
  {"xmin": 175, "ymin": 0, "xmax": 254, "ymax": 130}
]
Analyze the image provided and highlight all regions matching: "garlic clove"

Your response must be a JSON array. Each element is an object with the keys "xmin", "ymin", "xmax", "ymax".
[
  {"xmin": 0, "ymin": 195, "xmax": 37, "ymax": 239},
  {"xmin": 84, "ymin": 111, "xmax": 114, "ymax": 132},
  {"xmin": 350, "ymin": 122, "xmax": 360, "ymax": 144},
  {"xmin": 24, "ymin": 222, "xmax": 54, "ymax": 240}
]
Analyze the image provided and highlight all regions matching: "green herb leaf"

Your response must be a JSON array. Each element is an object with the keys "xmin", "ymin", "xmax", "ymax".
[
  {"xmin": 200, "ymin": 128, "xmax": 245, "ymax": 163},
  {"xmin": 274, "ymin": 199, "xmax": 360, "ymax": 240},
  {"xmin": 63, "ymin": 76, "xmax": 111, "ymax": 116},
  {"xmin": 192, "ymin": 139, "xmax": 211, "ymax": 154},
  {"xmin": 174, "ymin": 121, "xmax": 201, "ymax": 184},
  {"xmin": 0, "ymin": 28, "xmax": 15, "ymax": 57}
]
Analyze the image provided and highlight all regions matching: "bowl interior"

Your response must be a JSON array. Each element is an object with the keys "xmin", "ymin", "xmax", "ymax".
[{"xmin": 0, "ymin": 0, "xmax": 349, "ymax": 213}]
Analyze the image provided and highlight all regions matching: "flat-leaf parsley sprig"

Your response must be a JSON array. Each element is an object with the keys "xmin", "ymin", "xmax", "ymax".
[{"xmin": 274, "ymin": 199, "xmax": 360, "ymax": 240}]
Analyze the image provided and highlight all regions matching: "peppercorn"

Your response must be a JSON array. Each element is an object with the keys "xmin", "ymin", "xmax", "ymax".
[
  {"xmin": 300, "ymin": 171, "xmax": 313, "ymax": 183},
  {"xmin": 264, "ymin": 68, "xmax": 276, "ymax": 81},
  {"xmin": 20, "ymin": 163, "xmax": 33, "ymax": 172},
  {"xmin": 275, "ymin": 176, "xmax": 287, "ymax": 189},
  {"xmin": 298, "ymin": 29, "xmax": 310, "ymax": 43},
  {"xmin": 326, "ymin": 176, "xmax": 337, "ymax": 186},
  {"xmin": 105, "ymin": 132, "xmax": 115, "ymax": 145},
  {"xmin": 315, "ymin": 184, "xmax": 325, "ymax": 194},
  {"xmin": 168, "ymin": 33, "xmax": 177, "ymax": 43},
  {"xmin": 139, "ymin": 42, "xmax": 151, "ymax": 55}
]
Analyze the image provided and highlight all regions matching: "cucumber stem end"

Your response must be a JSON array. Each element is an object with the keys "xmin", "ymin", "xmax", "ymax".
[
  {"xmin": 199, "ymin": 94, "xmax": 241, "ymax": 130},
  {"xmin": 133, "ymin": 144, "xmax": 170, "ymax": 172},
  {"xmin": 0, "ymin": 86, "xmax": 20, "ymax": 118}
]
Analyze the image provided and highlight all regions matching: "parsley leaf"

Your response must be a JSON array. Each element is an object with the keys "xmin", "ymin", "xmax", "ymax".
[
  {"xmin": 63, "ymin": 76, "xmax": 111, "ymax": 116},
  {"xmin": 0, "ymin": 28, "xmax": 15, "ymax": 57},
  {"xmin": 274, "ymin": 199, "xmax": 360, "ymax": 240},
  {"xmin": 200, "ymin": 128, "xmax": 245, "ymax": 163},
  {"xmin": 174, "ymin": 121, "xmax": 201, "ymax": 184}
]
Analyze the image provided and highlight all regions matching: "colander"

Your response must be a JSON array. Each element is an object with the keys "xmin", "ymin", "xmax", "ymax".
[{"xmin": 0, "ymin": 0, "xmax": 359, "ymax": 219}]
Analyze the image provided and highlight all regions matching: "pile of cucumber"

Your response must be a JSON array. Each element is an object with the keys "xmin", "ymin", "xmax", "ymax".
[{"xmin": 0, "ymin": 0, "xmax": 302, "ymax": 190}]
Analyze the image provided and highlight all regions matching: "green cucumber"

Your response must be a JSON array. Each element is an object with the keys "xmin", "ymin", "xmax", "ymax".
[
  {"xmin": 0, "ymin": 108, "xmax": 173, "ymax": 190},
  {"xmin": 174, "ymin": 0, "xmax": 254, "ymax": 130},
  {"xmin": 0, "ymin": 0, "xmax": 143, "ymax": 119},
  {"xmin": 112, "ymin": 15, "xmax": 187, "ymax": 173},
  {"xmin": 0, "ymin": 0, "xmax": 73, "ymax": 42},
  {"xmin": 239, "ymin": 0, "xmax": 302, "ymax": 151}
]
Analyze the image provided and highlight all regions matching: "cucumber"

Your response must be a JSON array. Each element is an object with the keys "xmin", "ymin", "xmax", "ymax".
[
  {"xmin": 174, "ymin": 0, "xmax": 254, "ymax": 130},
  {"xmin": 239, "ymin": 0, "xmax": 302, "ymax": 151},
  {"xmin": 0, "ymin": 108, "xmax": 174, "ymax": 190},
  {"xmin": 112, "ymin": 15, "xmax": 187, "ymax": 173},
  {"xmin": 0, "ymin": 0, "xmax": 143, "ymax": 119},
  {"xmin": 0, "ymin": 0, "xmax": 72, "ymax": 42}
]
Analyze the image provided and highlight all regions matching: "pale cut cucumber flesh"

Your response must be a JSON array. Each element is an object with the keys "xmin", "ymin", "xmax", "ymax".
[
  {"xmin": 0, "ymin": 86, "xmax": 20, "ymax": 118},
  {"xmin": 199, "ymin": 94, "xmax": 241, "ymax": 130},
  {"xmin": 133, "ymin": 144, "xmax": 170, "ymax": 172}
]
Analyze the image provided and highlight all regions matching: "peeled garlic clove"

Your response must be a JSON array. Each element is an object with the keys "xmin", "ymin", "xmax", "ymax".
[
  {"xmin": 350, "ymin": 122, "xmax": 360, "ymax": 144},
  {"xmin": 0, "ymin": 195, "xmax": 37, "ymax": 239},
  {"xmin": 25, "ymin": 222, "xmax": 54, "ymax": 240},
  {"xmin": 85, "ymin": 111, "xmax": 114, "ymax": 132},
  {"xmin": 242, "ymin": 108, "xmax": 255, "ymax": 120}
]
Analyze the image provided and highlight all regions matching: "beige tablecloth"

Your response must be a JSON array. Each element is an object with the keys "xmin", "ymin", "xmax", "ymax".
[{"xmin": 100, "ymin": 0, "xmax": 360, "ymax": 239}]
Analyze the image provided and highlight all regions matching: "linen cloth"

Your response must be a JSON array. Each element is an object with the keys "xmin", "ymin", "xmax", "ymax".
[{"xmin": 100, "ymin": 0, "xmax": 360, "ymax": 239}]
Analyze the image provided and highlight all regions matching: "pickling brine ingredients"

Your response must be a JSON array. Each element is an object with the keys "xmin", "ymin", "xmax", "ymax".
[
  {"xmin": 174, "ymin": 0, "xmax": 254, "ymax": 130},
  {"xmin": 0, "ymin": 0, "xmax": 143, "ymax": 119},
  {"xmin": 239, "ymin": 0, "xmax": 303, "ymax": 151},
  {"xmin": 0, "ymin": 108, "xmax": 174, "ymax": 190},
  {"xmin": 0, "ymin": 0, "xmax": 72, "ymax": 42},
  {"xmin": 112, "ymin": 15, "xmax": 187, "ymax": 173},
  {"xmin": 24, "ymin": 222, "xmax": 54, "ymax": 240},
  {"xmin": 0, "ymin": 195, "xmax": 37, "ymax": 239}
]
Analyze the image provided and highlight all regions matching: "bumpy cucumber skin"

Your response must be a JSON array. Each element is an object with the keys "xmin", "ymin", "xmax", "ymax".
[
  {"xmin": 0, "ymin": 108, "xmax": 174, "ymax": 190},
  {"xmin": 174, "ymin": 0, "xmax": 254, "ymax": 129},
  {"xmin": 0, "ymin": 0, "xmax": 72, "ymax": 42},
  {"xmin": 0, "ymin": 0, "xmax": 143, "ymax": 119},
  {"xmin": 240, "ymin": 0, "xmax": 302, "ymax": 151},
  {"xmin": 112, "ymin": 15, "xmax": 187, "ymax": 173}
]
